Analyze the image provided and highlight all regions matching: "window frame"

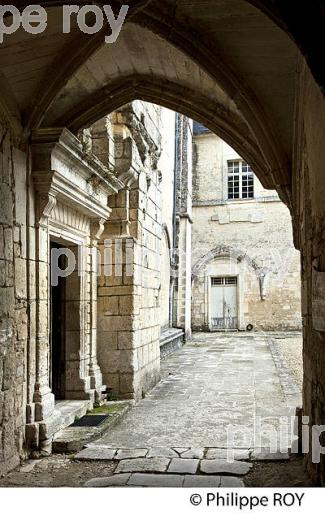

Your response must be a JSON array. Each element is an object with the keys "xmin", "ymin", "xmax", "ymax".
[{"xmin": 227, "ymin": 160, "xmax": 254, "ymax": 200}]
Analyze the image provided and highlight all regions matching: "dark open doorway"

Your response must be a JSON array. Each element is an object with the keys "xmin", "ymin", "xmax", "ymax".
[{"xmin": 50, "ymin": 241, "xmax": 66, "ymax": 400}]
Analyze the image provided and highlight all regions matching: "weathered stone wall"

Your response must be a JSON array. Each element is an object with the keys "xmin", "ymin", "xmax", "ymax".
[
  {"xmin": 293, "ymin": 59, "xmax": 325, "ymax": 485},
  {"xmin": 0, "ymin": 124, "xmax": 28, "ymax": 475},
  {"xmin": 193, "ymin": 133, "xmax": 277, "ymax": 202},
  {"xmin": 96, "ymin": 102, "xmax": 176, "ymax": 400},
  {"xmin": 160, "ymin": 229, "xmax": 171, "ymax": 329},
  {"xmin": 192, "ymin": 132, "xmax": 301, "ymax": 331}
]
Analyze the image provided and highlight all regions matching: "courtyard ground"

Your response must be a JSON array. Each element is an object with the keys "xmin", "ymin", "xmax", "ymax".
[
  {"xmin": 0, "ymin": 332, "xmax": 311, "ymax": 487},
  {"xmin": 275, "ymin": 334, "xmax": 303, "ymax": 390}
]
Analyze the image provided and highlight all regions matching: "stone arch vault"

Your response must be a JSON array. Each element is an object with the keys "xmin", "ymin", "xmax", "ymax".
[{"xmin": 0, "ymin": 0, "xmax": 325, "ymax": 483}]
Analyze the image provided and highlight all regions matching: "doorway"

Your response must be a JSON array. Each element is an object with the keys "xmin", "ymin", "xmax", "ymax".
[
  {"xmin": 50, "ymin": 241, "xmax": 66, "ymax": 400},
  {"xmin": 210, "ymin": 276, "xmax": 238, "ymax": 330}
]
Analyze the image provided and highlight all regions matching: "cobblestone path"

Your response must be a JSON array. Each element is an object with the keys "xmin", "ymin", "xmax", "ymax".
[
  {"xmin": 94, "ymin": 333, "xmax": 301, "ymax": 449},
  {"xmin": 73, "ymin": 333, "xmax": 302, "ymax": 486},
  {"xmin": 0, "ymin": 333, "xmax": 302, "ymax": 487}
]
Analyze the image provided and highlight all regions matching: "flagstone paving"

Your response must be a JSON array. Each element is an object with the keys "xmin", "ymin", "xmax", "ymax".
[{"xmin": 77, "ymin": 333, "xmax": 301, "ymax": 487}]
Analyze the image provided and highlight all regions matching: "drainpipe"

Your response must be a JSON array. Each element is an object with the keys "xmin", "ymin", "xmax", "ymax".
[{"xmin": 170, "ymin": 113, "xmax": 180, "ymax": 328}]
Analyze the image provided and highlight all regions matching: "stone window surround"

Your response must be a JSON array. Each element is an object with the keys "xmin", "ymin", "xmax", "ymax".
[{"xmin": 226, "ymin": 159, "xmax": 254, "ymax": 201}]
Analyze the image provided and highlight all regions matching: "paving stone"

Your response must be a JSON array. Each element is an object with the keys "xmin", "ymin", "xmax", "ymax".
[
  {"xmin": 183, "ymin": 475, "xmax": 221, "ymax": 487},
  {"xmin": 220, "ymin": 476, "xmax": 245, "ymax": 487},
  {"xmin": 173, "ymin": 447, "xmax": 190, "ymax": 454},
  {"xmin": 128, "ymin": 473, "xmax": 184, "ymax": 487},
  {"xmin": 181, "ymin": 448, "xmax": 204, "ymax": 459},
  {"xmin": 115, "ymin": 457, "xmax": 170, "ymax": 473},
  {"xmin": 206, "ymin": 448, "xmax": 251, "ymax": 461},
  {"xmin": 75, "ymin": 447, "xmax": 116, "ymax": 460},
  {"xmin": 200, "ymin": 459, "xmax": 252, "ymax": 475},
  {"xmin": 114, "ymin": 449, "xmax": 148, "ymax": 460},
  {"xmin": 90, "ymin": 335, "xmax": 300, "ymax": 452},
  {"xmin": 251, "ymin": 448, "xmax": 289, "ymax": 461},
  {"xmin": 84, "ymin": 474, "xmax": 131, "ymax": 487},
  {"xmin": 147, "ymin": 447, "xmax": 178, "ymax": 458},
  {"xmin": 19, "ymin": 460, "xmax": 41, "ymax": 473},
  {"xmin": 167, "ymin": 458, "xmax": 199, "ymax": 474}
]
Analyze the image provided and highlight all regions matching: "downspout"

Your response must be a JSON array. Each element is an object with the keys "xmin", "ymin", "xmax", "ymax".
[
  {"xmin": 170, "ymin": 113, "xmax": 180, "ymax": 327},
  {"xmin": 173, "ymin": 113, "xmax": 179, "ymax": 252},
  {"xmin": 169, "ymin": 112, "xmax": 180, "ymax": 327}
]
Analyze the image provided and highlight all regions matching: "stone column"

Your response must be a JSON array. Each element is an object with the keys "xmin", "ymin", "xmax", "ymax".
[
  {"xmin": 33, "ymin": 192, "xmax": 56, "ymax": 423},
  {"xmin": 88, "ymin": 218, "xmax": 107, "ymax": 402},
  {"xmin": 97, "ymin": 234, "xmax": 143, "ymax": 399}
]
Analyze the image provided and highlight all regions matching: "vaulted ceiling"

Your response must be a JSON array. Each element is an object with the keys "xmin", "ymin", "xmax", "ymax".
[{"xmin": 0, "ymin": 0, "xmax": 324, "ymax": 206}]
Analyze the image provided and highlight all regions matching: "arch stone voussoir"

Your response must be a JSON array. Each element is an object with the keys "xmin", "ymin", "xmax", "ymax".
[
  {"xmin": 192, "ymin": 244, "xmax": 265, "ymax": 281},
  {"xmin": 44, "ymin": 74, "xmax": 276, "ymax": 196}
]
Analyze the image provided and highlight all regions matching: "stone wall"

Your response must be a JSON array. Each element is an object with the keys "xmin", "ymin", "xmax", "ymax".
[
  {"xmin": 293, "ymin": 58, "xmax": 325, "ymax": 485},
  {"xmin": 0, "ymin": 123, "xmax": 28, "ymax": 475},
  {"xmin": 96, "ymin": 102, "xmax": 177, "ymax": 400},
  {"xmin": 192, "ymin": 132, "xmax": 302, "ymax": 331}
]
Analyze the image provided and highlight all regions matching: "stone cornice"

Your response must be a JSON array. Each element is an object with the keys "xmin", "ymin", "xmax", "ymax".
[
  {"xmin": 33, "ymin": 170, "xmax": 112, "ymax": 222},
  {"xmin": 32, "ymin": 127, "xmax": 124, "ymax": 194}
]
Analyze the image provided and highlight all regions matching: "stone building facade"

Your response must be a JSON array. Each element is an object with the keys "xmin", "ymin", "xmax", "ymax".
[
  {"xmin": 191, "ymin": 125, "xmax": 302, "ymax": 331},
  {"xmin": 0, "ymin": 100, "xmax": 303, "ymax": 475},
  {"xmin": 0, "ymin": 0, "xmax": 325, "ymax": 485},
  {"xmin": 0, "ymin": 101, "xmax": 192, "ymax": 474}
]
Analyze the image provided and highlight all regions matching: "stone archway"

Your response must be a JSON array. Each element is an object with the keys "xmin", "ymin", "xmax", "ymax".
[{"xmin": 0, "ymin": 0, "xmax": 325, "ymax": 483}]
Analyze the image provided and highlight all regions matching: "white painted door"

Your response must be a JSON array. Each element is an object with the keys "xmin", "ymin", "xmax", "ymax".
[{"xmin": 210, "ymin": 277, "xmax": 238, "ymax": 329}]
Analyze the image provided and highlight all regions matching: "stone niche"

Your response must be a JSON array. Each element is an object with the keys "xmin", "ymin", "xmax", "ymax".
[{"xmin": 27, "ymin": 128, "xmax": 123, "ymax": 452}]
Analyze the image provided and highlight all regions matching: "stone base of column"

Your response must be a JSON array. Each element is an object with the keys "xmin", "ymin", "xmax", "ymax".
[
  {"xmin": 89, "ymin": 362, "xmax": 105, "ymax": 403},
  {"xmin": 33, "ymin": 386, "xmax": 55, "ymax": 422}
]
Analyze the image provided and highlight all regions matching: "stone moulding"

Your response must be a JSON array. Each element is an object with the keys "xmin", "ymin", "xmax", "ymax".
[
  {"xmin": 192, "ymin": 244, "xmax": 263, "ymax": 279},
  {"xmin": 192, "ymin": 244, "xmax": 270, "ymax": 312},
  {"xmin": 25, "ymin": 127, "xmax": 126, "ymax": 456},
  {"xmin": 32, "ymin": 127, "xmax": 124, "ymax": 222},
  {"xmin": 33, "ymin": 169, "xmax": 112, "ymax": 223}
]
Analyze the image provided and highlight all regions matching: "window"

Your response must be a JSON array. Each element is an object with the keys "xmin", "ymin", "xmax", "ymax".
[
  {"xmin": 211, "ymin": 277, "xmax": 237, "ymax": 286},
  {"xmin": 227, "ymin": 160, "xmax": 254, "ymax": 199}
]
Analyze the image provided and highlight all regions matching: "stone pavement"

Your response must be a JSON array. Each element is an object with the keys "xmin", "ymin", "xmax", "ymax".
[{"xmin": 76, "ymin": 333, "xmax": 301, "ymax": 487}]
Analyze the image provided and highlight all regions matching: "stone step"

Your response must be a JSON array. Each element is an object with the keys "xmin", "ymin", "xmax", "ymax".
[
  {"xmin": 75, "ymin": 445, "xmax": 289, "ymax": 462},
  {"xmin": 84, "ymin": 473, "xmax": 244, "ymax": 487},
  {"xmin": 53, "ymin": 401, "xmax": 131, "ymax": 453},
  {"xmin": 55, "ymin": 400, "xmax": 91, "ymax": 429}
]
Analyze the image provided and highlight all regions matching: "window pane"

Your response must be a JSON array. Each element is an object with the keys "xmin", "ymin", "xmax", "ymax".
[
  {"xmin": 242, "ymin": 162, "xmax": 252, "ymax": 173},
  {"xmin": 211, "ymin": 277, "xmax": 223, "ymax": 286},
  {"xmin": 225, "ymin": 277, "xmax": 237, "ymax": 285},
  {"xmin": 228, "ymin": 174, "xmax": 239, "ymax": 199}
]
